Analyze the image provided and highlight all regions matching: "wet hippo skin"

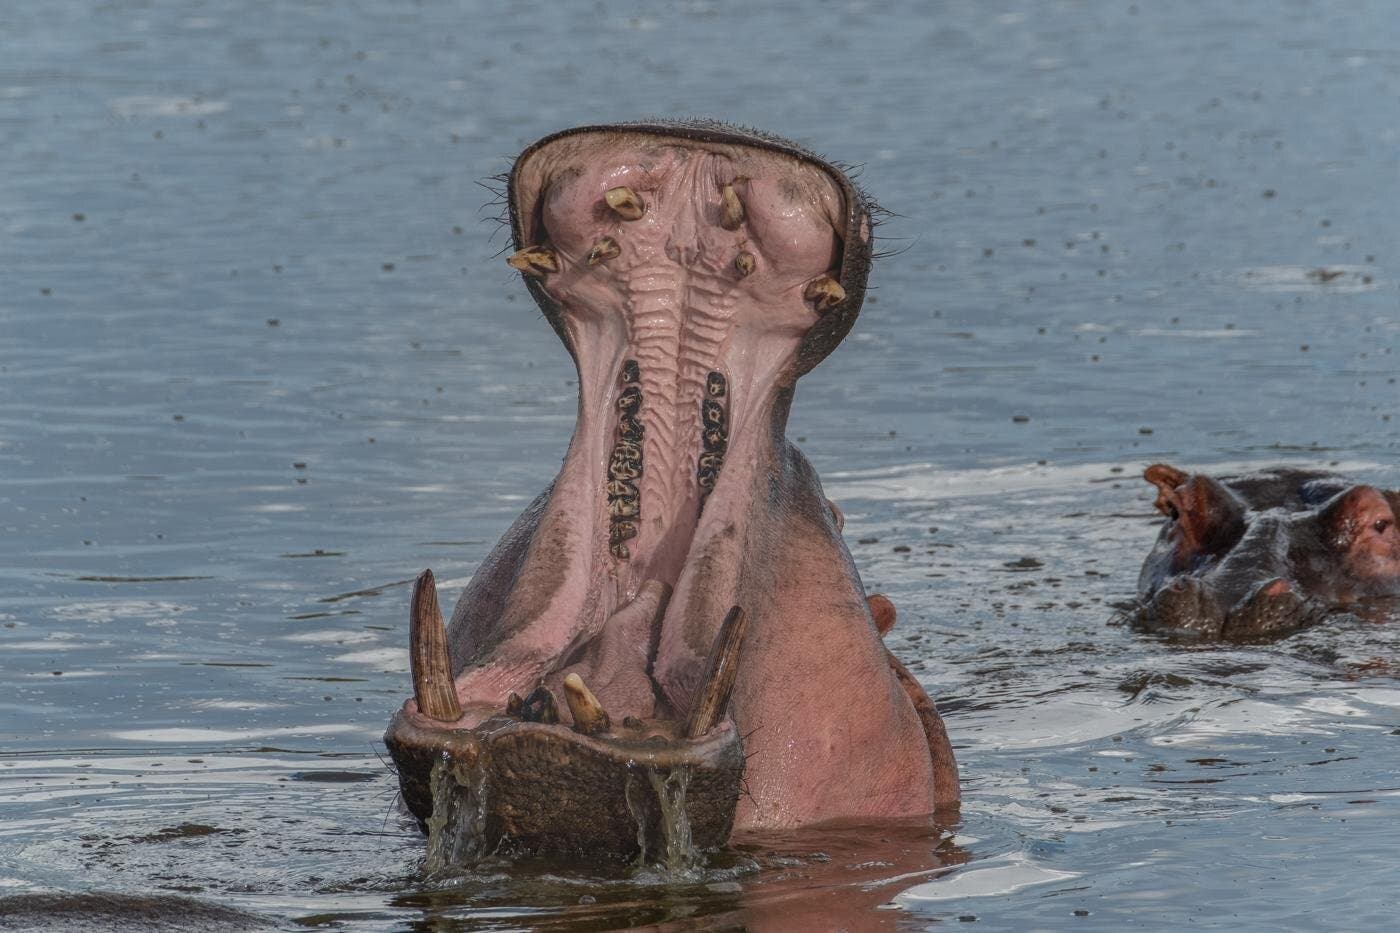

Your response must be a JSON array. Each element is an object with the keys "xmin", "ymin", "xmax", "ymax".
[
  {"xmin": 383, "ymin": 121, "xmax": 959, "ymax": 859},
  {"xmin": 1135, "ymin": 464, "xmax": 1400, "ymax": 641}
]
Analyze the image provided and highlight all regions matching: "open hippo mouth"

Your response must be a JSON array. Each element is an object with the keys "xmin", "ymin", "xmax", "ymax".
[{"xmin": 384, "ymin": 121, "xmax": 957, "ymax": 860}]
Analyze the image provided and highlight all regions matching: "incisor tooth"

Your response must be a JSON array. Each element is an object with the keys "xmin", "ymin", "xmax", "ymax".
[
  {"xmin": 734, "ymin": 251, "xmax": 755, "ymax": 278},
  {"xmin": 506, "ymin": 245, "xmax": 559, "ymax": 277},
  {"xmin": 562, "ymin": 672, "xmax": 612, "ymax": 736},
  {"xmin": 587, "ymin": 236, "xmax": 620, "ymax": 266},
  {"xmin": 604, "ymin": 186, "xmax": 645, "ymax": 221},
  {"xmin": 804, "ymin": 274, "xmax": 845, "ymax": 313},
  {"xmin": 521, "ymin": 685, "xmax": 560, "ymax": 724},
  {"xmin": 719, "ymin": 183, "xmax": 745, "ymax": 230}
]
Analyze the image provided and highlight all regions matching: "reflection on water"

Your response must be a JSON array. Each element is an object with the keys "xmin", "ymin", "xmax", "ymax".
[{"xmin": 3, "ymin": 0, "xmax": 1399, "ymax": 928}]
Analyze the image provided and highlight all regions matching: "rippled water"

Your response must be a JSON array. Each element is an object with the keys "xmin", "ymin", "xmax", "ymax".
[{"xmin": 3, "ymin": 1, "xmax": 1398, "ymax": 929}]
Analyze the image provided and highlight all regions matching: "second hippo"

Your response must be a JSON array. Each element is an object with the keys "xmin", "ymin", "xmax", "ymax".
[{"xmin": 1135, "ymin": 463, "xmax": 1400, "ymax": 640}]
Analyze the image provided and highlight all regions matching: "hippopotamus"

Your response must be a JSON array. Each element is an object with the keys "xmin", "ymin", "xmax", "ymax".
[
  {"xmin": 383, "ymin": 121, "xmax": 959, "ymax": 860},
  {"xmin": 1135, "ymin": 463, "xmax": 1400, "ymax": 640}
]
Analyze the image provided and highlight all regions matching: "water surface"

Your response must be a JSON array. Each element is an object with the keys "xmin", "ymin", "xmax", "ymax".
[{"xmin": 3, "ymin": 1, "xmax": 1398, "ymax": 929}]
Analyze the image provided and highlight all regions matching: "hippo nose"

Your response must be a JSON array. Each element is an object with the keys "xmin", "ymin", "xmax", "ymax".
[{"xmin": 1142, "ymin": 576, "xmax": 1226, "ymax": 639}]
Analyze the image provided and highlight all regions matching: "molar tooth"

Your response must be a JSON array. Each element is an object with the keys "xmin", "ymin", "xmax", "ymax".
[
  {"xmin": 562, "ymin": 672, "xmax": 612, "ymax": 736},
  {"xmin": 605, "ymin": 479, "xmax": 638, "ymax": 499},
  {"xmin": 587, "ymin": 236, "xmax": 621, "ymax": 266},
  {"xmin": 701, "ymin": 399, "xmax": 726, "ymax": 430},
  {"xmin": 620, "ymin": 359, "xmax": 640, "ymax": 384},
  {"xmin": 408, "ymin": 569, "xmax": 462, "ymax": 723},
  {"xmin": 706, "ymin": 371, "xmax": 727, "ymax": 398},
  {"xmin": 734, "ymin": 251, "xmax": 755, "ymax": 278},
  {"xmin": 702, "ymin": 427, "xmax": 727, "ymax": 453},
  {"xmin": 604, "ymin": 186, "xmax": 645, "ymax": 221},
  {"xmin": 607, "ymin": 496, "xmax": 640, "ymax": 519},
  {"xmin": 609, "ymin": 542, "xmax": 630, "ymax": 559},
  {"xmin": 619, "ymin": 415, "xmax": 645, "ymax": 442},
  {"xmin": 610, "ymin": 520, "xmax": 638, "ymax": 544},
  {"xmin": 609, "ymin": 456, "xmax": 641, "ymax": 482},
  {"xmin": 686, "ymin": 606, "xmax": 749, "ymax": 738},
  {"xmin": 617, "ymin": 386, "xmax": 642, "ymax": 416},
  {"xmin": 506, "ymin": 692, "xmax": 524, "ymax": 717},
  {"xmin": 520, "ymin": 685, "xmax": 560, "ymax": 724},
  {"xmin": 697, "ymin": 469, "xmax": 718, "ymax": 491},
  {"xmin": 803, "ymin": 274, "xmax": 846, "ymax": 313},
  {"xmin": 698, "ymin": 452, "xmax": 724, "ymax": 472},
  {"xmin": 719, "ymin": 183, "xmax": 745, "ymax": 230},
  {"xmin": 506, "ymin": 245, "xmax": 559, "ymax": 277}
]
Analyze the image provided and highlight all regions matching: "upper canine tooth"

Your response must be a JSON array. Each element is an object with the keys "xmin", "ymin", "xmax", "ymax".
[
  {"xmin": 803, "ymin": 274, "xmax": 845, "ymax": 313},
  {"xmin": 719, "ymin": 183, "xmax": 745, "ymax": 230},
  {"xmin": 604, "ymin": 186, "xmax": 645, "ymax": 221},
  {"xmin": 734, "ymin": 251, "xmax": 755, "ymax": 278},
  {"xmin": 587, "ymin": 236, "xmax": 621, "ymax": 266},
  {"xmin": 562, "ymin": 673, "xmax": 612, "ymax": 736},
  {"xmin": 506, "ymin": 245, "xmax": 559, "ymax": 277}
]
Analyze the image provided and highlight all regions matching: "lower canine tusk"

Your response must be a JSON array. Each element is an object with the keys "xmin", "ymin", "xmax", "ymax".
[
  {"xmin": 562, "ymin": 673, "xmax": 612, "ymax": 735},
  {"xmin": 409, "ymin": 569, "xmax": 463, "ymax": 722},
  {"xmin": 686, "ymin": 605, "xmax": 748, "ymax": 739}
]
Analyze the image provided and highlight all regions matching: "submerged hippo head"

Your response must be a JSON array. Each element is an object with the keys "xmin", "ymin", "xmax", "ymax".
[
  {"xmin": 384, "ymin": 121, "xmax": 958, "ymax": 861},
  {"xmin": 1135, "ymin": 463, "xmax": 1400, "ymax": 640}
]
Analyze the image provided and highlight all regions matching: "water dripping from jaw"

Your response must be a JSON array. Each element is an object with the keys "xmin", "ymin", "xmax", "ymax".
[
  {"xmin": 624, "ymin": 765, "xmax": 703, "ymax": 878},
  {"xmin": 648, "ymin": 766, "xmax": 700, "ymax": 878},
  {"xmin": 422, "ymin": 753, "xmax": 491, "ymax": 874}
]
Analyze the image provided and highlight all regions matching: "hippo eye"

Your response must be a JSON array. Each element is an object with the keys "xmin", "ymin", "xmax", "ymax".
[
  {"xmin": 1374, "ymin": 518, "xmax": 1393, "ymax": 535},
  {"xmin": 1168, "ymin": 506, "xmax": 1180, "ymax": 522}
]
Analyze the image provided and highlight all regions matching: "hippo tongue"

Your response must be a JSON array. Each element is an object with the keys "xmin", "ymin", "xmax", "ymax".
[{"xmin": 443, "ymin": 126, "xmax": 863, "ymax": 725}]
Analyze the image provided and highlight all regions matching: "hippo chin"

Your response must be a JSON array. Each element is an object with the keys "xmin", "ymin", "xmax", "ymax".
[
  {"xmin": 384, "ymin": 121, "xmax": 959, "ymax": 860},
  {"xmin": 1134, "ymin": 463, "xmax": 1400, "ymax": 641}
]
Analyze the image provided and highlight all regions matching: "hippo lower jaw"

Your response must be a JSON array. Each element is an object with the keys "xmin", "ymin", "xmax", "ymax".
[
  {"xmin": 384, "ymin": 122, "xmax": 958, "ymax": 860},
  {"xmin": 385, "ymin": 575, "xmax": 750, "ymax": 857}
]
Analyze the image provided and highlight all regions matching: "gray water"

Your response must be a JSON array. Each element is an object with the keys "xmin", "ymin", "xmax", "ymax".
[{"xmin": 3, "ymin": 1, "xmax": 1398, "ymax": 929}]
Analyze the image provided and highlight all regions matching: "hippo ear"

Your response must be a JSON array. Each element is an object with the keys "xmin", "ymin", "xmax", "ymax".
[
  {"xmin": 1159, "ymin": 472, "xmax": 1248, "ymax": 556},
  {"xmin": 1144, "ymin": 464, "xmax": 1188, "ymax": 516}
]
